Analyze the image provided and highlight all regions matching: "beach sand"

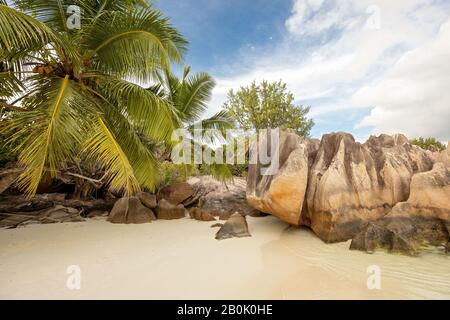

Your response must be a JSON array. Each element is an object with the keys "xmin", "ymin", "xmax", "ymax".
[{"xmin": 0, "ymin": 216, "xmax": 449, "ymax": 300}]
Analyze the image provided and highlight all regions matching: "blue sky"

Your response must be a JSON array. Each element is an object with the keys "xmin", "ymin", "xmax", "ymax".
[{"xmin": 155, "ymin": 0, "xmax": 450, "ymax": 141}]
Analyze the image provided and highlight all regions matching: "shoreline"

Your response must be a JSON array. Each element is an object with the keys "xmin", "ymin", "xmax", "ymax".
[{"xmin": 1, "ymin": 216, "xmax": 449, "ymax": 300}]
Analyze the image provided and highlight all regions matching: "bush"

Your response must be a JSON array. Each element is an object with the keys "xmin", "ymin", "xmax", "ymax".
[
  {"xmin": 158, "ymin": 162, "xmax": 199, "ymax": 187},
  {"xmin": 410, "ymin": 137, "xmax": 446, "ymax": 152}
]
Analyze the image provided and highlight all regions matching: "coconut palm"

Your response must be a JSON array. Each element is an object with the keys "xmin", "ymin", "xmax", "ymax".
[
  {"xmin": 0, "ymin": 0, "xmax": 188, "ymax": 196},
  {"xmin": 149, "ymin": 66, "xmax": 235, "ymax": 181}
]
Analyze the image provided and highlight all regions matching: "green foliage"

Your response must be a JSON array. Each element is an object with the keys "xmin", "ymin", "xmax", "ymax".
[
  {"xmin": 223, "ymin": 80, "xmax": 314, "ymax": 137},
  {"xmin": 0, "ymin": 139, "xmax": 16, "ymax": 168},
  {"xmin": 410, "ymin": 137, "xmax": 446, "ymax": 151},
  {"xmin": 153, "ymin": 67, "xmax": 235, "ymax": 182},
  {"xmin": 158, "ymin": 161, "xmax": 199, "ymax": 187},
  {"xmin": 0, "ymin": 1, "xmax": 188, "ymax": 196}
]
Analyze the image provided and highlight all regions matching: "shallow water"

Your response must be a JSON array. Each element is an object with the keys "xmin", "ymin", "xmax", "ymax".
[
  {"xmin": 260, "ymin": 224, "xmax": 450, "ymax": 299},
  {"xmin": 0, "ymin": 216, "xmax": 448, "ymax": 299}
]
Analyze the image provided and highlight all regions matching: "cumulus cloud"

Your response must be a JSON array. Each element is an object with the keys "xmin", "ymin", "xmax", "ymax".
[
  {"xmin": 208, "ymin": 0, "xmax": 450, "ymax": 140},
  {"xmin": 354, "ymin": 21, "xmax": 450, "ymax": 140}
]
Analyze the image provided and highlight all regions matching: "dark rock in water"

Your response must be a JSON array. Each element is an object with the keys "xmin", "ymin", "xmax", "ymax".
[
  {"xmin": 350, "ymin": 221, "xmax": 417, "ymax": 256},
  {"xmin": 215, "ymin": 213, "xmax": 251, "ymax": 240},
  {"xmin": 189, "ymin": 207, "xmax": 216, "ymax": 221},
  {"xmin": 187, "ymin": 176, "xmax": 261, "ymax": 219},
  {"xmin": 108, "ymin": 197, "xmax": 155, "ymax": 224},
  {"xmin": 137, "ymin": 192, "xmax": 157, "ymax": 209},
  {"xmin": 156, "ymin": 199, "xmax": 186, "ymax": 220},
  {"xmin": 158, "ymin": 182, "xmax": 193, "ymax": 205},
  {"xmin": 351, "ymin": 163, "xmax": 450, "ymax": 256}
]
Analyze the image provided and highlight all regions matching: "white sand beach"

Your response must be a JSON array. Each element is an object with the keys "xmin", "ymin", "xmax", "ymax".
[{"xmin": 0, "ymin": 216, "xmax": 449, "ymax": 300}]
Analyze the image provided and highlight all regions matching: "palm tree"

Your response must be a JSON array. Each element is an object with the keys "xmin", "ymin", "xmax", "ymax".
[
  {"xmin": 0, "ymin": 0, "xmax": 188, "ymax": 196},
  {"xmin": 149, "ymin": 66, "xmax": 235, "ymax": 181}
]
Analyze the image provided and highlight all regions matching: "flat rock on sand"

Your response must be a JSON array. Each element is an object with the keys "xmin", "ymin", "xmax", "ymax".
[{"xmin": 215, "ymin": 213, "xmax": 251, "ymax": 240}]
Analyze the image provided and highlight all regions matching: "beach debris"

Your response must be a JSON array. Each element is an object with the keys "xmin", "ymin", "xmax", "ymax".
[
  {"xmin": 108, "ymin": 197, "xmax": 155, "ymax": 224},
  {"xmin": 215, "ymin": 213, "xmax": 251, "ymax": 240},
  {"xmin": 0, "ymin": 204, "xmax": 84, "ymax": 228},
  {"xmin": 156, "ymin": 199, "xmax": 186, "ymax": 220}
]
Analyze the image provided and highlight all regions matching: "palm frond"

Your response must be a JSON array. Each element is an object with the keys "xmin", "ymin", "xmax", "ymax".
[
  {"xmin": 99, "ymin": 77, "xmax": 179, "ymax": 142},
  {"xmin": 4, "ymin": 75, "xmax": 92, "ymax": 195},
  {"xmin": 0, "ymin": 4, "xmax": 59, "ymax": 55},
  {"xmin": 83, "ymin": 6, "xmax": 188, "ymax": 82},
  {"xmin": 176, "ymin": 72, "xmax": 215, "ymax": 122},
  {"xmin": 84, "ymin": 110, "xmax": 160, "ymax": 195},
  {"xmin": 0, "ymin": 71, "xmax": 25, "ymax": 98}
]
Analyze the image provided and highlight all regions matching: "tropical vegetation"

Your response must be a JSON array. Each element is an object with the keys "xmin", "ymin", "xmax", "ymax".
[
  {"xmin": 223, "ymin": 80, "xmax": 314, "ymax": 137},
  {"xmin": 0, "ymin": 0, "xmax": 211, "ymax": 197},
  {"xmin": 411, "ymin": 137, "xmax": 446, "ymax": 151}
]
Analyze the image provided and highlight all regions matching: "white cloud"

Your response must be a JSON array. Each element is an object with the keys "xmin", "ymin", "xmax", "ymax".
[
  {"xmin": 354, "ymin": 20, "xmax": 450, "ymax": 140},
  {"xmin": 208, "ymin": 0, "xmax": 450, "ymax": 140}
]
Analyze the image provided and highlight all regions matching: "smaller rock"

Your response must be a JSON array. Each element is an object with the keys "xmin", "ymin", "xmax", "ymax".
[
  {"xmin": 40, "ymin": 205, "xmax": 84, "ymax": 224},
  {"xmin": 189, "ymin": 207, "xmax": 216, "ymax": 221},
  {"xmin": 137, "ymin": 192, "xmax": 157, "ymax": 209},
  {"xmin": 158, "ymin": 182, "xmax": 193, "ymax": 204},
  {"xmin": 156, "ymin": 199, "xmax": 186, "ymax": 220},
  {"xmin": 0, "ymin": 215, "xmax": 31, "ymax": 228},
  {"xmin": 215, "ymin": 213, "xmax": 251, "ymax": 240},
  {"xmin": 108, "ymin": 197, "xmax": 156, "ymax": 224},
  {"xmin": 211, "ymin": 223, "xmax": 223, "ymax": 228}
]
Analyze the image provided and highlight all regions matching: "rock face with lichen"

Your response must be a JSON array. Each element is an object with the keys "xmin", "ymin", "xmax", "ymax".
[
  {"xmin": 351, "ymin": 162, "xmax": 450, "ymax": 255},
  {"xmin": 247, "ymin": 130, "xmax": 319, "ymax": 225},
  {"xmin": 303, "ymin": 132, "xmax": 434, "ymax": 242},
  {"xmin": 246, "ymin": 130, "xmax": 448, "ymax": 254}
]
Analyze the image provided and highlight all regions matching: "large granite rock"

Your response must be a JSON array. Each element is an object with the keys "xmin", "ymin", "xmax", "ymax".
[
  {"xmin": 351, "ymin": 162, "xmax": 450, "ymax": 255},
  {"xmin": 247, "ymin": 130, "xmax": 319, "ymax": 225},
  {"xmin": 246, "ymin": 131, "xmax": 437, "ymax": 243},
  {"xmin": 215, "ymin": 213, "xmax": 251, "ymax": 240},
  {"xmin": 303, "ymin": 133, "xmax": 434, "ymax": 242},
  {"xmin": 108, "ymin": 197, "xmax": 156, "ymax": 224},
  {"xmin": 187, "ymin": 176, "xmax": 261, "ymax": 220}
]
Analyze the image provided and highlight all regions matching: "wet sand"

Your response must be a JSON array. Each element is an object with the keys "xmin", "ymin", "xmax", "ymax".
[{"xmin": 0, "ymin": 216, "xmax": 449, "ymax": 299}]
